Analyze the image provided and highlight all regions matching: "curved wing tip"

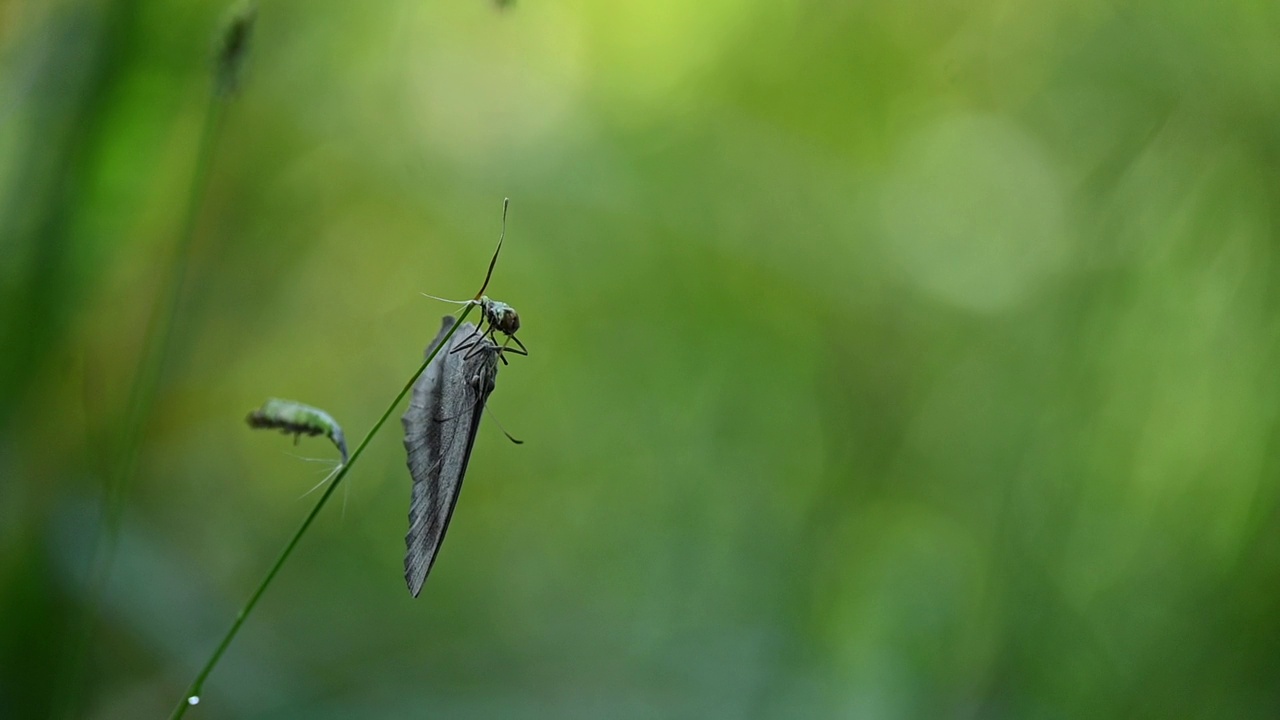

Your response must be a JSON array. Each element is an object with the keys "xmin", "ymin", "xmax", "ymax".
[{"xmin": 404, "ymin": 559, "xmax": 425, "ymax": 597}]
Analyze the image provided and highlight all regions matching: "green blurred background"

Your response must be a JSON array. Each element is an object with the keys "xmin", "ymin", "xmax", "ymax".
[{"xmin": 5, "ymin": 0, "xmax": 1280, "ymax": 717}]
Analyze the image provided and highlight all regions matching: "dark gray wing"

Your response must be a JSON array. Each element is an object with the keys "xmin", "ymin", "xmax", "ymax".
[{"xmin": 402, "ymin": 316, "xmax": 500, "ymax": 597}]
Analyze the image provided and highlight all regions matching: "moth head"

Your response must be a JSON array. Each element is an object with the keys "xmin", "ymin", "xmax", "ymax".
[{"xmin": 482, "ymin": 298, "xmax": 520, "ymax": 335}]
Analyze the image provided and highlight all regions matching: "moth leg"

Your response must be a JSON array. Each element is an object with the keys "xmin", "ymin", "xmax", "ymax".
[
  {"xmin": 450, "ymin": 326, "xmax": 487, "ymax": 356},
  {"xmin": 453, "ymin": 338, "xmax": 481, "ymax": 358},
  {"xmin": 449, "ymin": 325, "xmax": 479, "ymax": 354},
  {"xmin": 466, "ymin": 342, "xmax": 497, "ymax": 361},
  {"xmin": 462, "ymin": 332, "xmax": 497, "ymax": 360},
  {"xmin": 508, "ymin": 334, "xmax": 528, "ymax": 355},
  {"xmin": 483, "ymin": 404, "xmax": 524, "ymax": 444},
  {"xmin": 492, "ymin": 338, "xmax": 525, "ymax": 365},
  {"xmin": 459, "ymin": 325, "xmax": 494, "ymax": 357},
  {"xmin": 499, "ymin": 338, "xmax": 528, "ymax": 357}
]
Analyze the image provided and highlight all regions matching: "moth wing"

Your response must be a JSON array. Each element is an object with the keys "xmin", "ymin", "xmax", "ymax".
[{"xmin": 402, "ymin": 317, "xmax": 495, "ymax": 596}]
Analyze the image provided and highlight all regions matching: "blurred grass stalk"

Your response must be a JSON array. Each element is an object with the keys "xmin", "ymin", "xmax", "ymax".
[
  {"xmin": 170, "ymin": 306, "xmax": 478, "ymax": 719},
  {"xmin": 56, "ymin": 5, "xmax": 256, "ymax": 719}
]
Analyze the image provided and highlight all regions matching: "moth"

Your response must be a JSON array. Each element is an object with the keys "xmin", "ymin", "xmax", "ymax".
[
  {"xmin": 402, "ymin": 315, "xmax": 507, "ymax": 596},
  {"xmin": 246, "ymin": 398, "xmax": 348, "ymax": 464},
  {"xmin": 422, "ymin": 198, "xmax": 528, "ymax": 363}
]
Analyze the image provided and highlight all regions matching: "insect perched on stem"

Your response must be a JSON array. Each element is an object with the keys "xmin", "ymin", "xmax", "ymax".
[
  {"xmin": 245, "ymin": 398, "xmax": 348, "ymax": 464},
  {"xmin": 421, "ymin": 198, "xmax": 528, "ymax": 364},
  {"xmin": 402, "ymin": 316, "xmax": 510, "ymax": 596}
]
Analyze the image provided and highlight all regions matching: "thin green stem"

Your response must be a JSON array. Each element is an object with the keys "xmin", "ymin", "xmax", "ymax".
[
  {"xmin": 106, "ymin": 96, "xmax": 226, "ymax": 550},
  {"xmin": 56, "ymin": 93, "xmax": 227, "ymax": 720},
  {"xmin": 169, "ymin": 305, "xmax": 475, "ymax": 719}
]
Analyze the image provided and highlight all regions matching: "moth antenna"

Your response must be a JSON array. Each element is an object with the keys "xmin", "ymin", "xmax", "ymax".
[
  {"xmin": 421, "ymin": 293, "xmax": 475, "ymax": 306},
  {"xmin": 475, "ymin": 197, "xmax": 509, "ymax": 300}
]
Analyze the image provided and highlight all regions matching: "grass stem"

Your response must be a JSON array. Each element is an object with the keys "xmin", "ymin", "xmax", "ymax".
[{"xmin": 169, "ymin": 306, "xmax": 476, "ymax": 719}]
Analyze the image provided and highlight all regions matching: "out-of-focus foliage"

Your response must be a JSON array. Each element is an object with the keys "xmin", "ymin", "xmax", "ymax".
[{"xmin": 4, "ymin": 0, "xmax": 1280, "ymax": 717}]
